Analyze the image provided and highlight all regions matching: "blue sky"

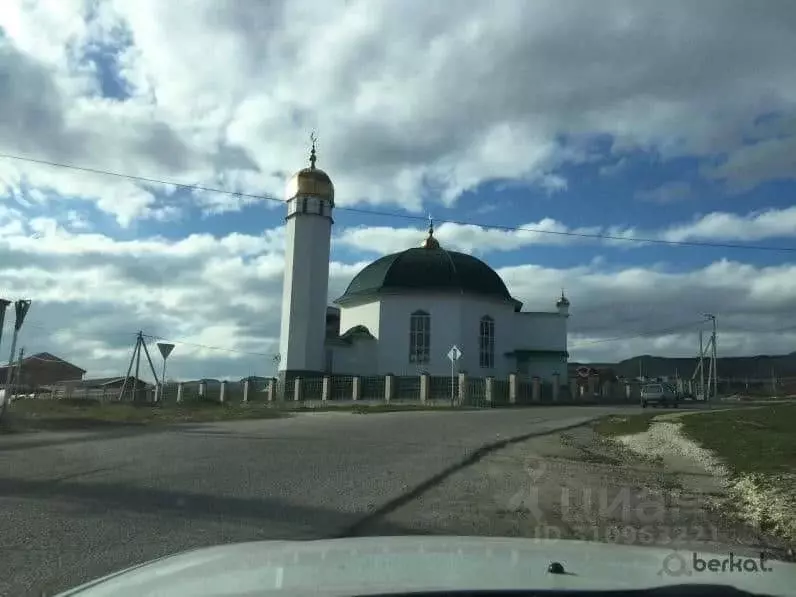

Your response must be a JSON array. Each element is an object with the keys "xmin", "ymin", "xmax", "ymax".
[{"xmin": 2, "ymin": 0, "xmax": 796, "ymax": 380}]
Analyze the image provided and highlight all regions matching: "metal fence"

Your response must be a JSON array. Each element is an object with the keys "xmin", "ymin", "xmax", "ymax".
[{"xmin": 37, "ymin": 372, "xmax": 773, "ymax": 409}]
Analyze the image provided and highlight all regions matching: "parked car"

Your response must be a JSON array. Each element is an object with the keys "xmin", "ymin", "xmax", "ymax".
[{"xmin": 640, "ymin": 383, "xmax": 680, "ymax": 408}]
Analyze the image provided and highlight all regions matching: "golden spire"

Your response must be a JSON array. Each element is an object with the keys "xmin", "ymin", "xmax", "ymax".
[
  {"xmin": 309, "ymin": 131, "xmax": 317, "ymax": 170},
  {"xmin": 284, "ymin": 130, "xmax": 334, "ymax": 203},
  {"xmin": 420, "ymin": 214, "xmax": 440, "ymax": 249}
]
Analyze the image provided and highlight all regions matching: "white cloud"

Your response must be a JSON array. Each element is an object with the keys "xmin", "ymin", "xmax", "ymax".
[
  {"xmin": 336, "ymin": 205, "xmax": 796, "ymax": 255},
  {"xmin": 2, "ymin": 206, "xmax": 796, "ymax": 379},
  {"xmin": 663, "ymin": 206, "xmax": 796, "ymax": 243},
  {"xmin": 3, "ymin": 1, "xmax": 796, "ymax": 378},
  {"xmin": 2, "ymin": 0, "xmax": 796, "ymax": 225},
  {"xmin": 337, "ymin": 219, "xmax": 606, "ymax": 255}
]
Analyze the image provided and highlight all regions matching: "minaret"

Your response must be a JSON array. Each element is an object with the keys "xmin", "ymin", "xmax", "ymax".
[
  {"xmin": 278, "ymin": 134, "xmax": 334, "ymax": 383},
  {"xmin": 556, "ymin": 289, "xmax": 570, "ymax": 317}
]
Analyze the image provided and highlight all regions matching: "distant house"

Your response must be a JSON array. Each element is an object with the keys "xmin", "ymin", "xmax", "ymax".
[
  {"xmin": 68, "ymin": 376, "xmax": 154, "ymax": 390},
  {"xmin": 50, "ymin": 376, "xmax": 154, "ymax": 401},
  {"xmin": 0, "ymin": 352, "xmax": 85, "ymax": 387}
]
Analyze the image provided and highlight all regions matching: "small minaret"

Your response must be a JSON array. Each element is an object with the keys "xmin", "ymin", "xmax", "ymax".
[
  {"xmin": 278, "ymin": 134, "xmax": 335, "ymax": 381},
  {"xmin": 556, "ymin": 289, "xmax": 570, "ymax": 317}
]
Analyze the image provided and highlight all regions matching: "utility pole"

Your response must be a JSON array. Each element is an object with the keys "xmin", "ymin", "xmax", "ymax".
[
  {"xmin": 10, "ymin": 347, "xmax": 24, "ymax": 397},
  {"xmin": 711, "ymin": 315, "xmax": 718, "ymax": 400},
  {"xmin": 0, "ymin": 299, "xmax": 11, "ymax": 357},
  {"xmin": 699, "ymin": 329, "xmax": 705, "ymax": 401},
  {"xmin": 2, "ymin": 300, "xmax": 31, "ymax": 399},
  {"xmin": 704, "ymin": 314, "xmax": 717, "ymax": 401},
  {"xmin": 118, "ymin": 332, "xmax": 160, "ymax": 402},
  {"xmin": 0, "ymin": 299, "xmax": 9, "ymax": 419}
]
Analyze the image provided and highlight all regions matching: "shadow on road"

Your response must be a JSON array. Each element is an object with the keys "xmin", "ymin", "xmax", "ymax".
[
  {"xmin": 0, "ymin": 423, "xmax": 206, "ymax": 453},
  {"xmin": 0, "ymin": 474, "xmax": 418, "ymax": 537}
]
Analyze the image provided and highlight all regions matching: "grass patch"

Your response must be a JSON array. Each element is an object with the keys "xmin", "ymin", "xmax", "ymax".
[
  {"xmin": 592, "ymin": 412, "xmax": 660, "ymax": 437},
  {"xmin": 679, "ymin": 403, "xmax": 796, "ymax": 476},
  {"xmin": 1, "ymin": 398, "xmax": 286, "ymax": 431}
]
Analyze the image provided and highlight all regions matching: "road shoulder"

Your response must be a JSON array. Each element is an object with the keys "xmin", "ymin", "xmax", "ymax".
[{"xmin": 355, "ymin": 420, "xmax": 793, "ymax": 561}]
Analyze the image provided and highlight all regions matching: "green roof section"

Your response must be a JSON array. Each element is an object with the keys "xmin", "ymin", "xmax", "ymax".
[{"xmin": 335, "ymin": 246, "xmax": 522, "ymax": 307}]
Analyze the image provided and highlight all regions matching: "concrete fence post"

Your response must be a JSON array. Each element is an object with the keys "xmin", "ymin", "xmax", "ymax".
[
  {"xmin": 458, "ymin": 372, "xmax": 467, "ymax": 405},
  {"xmin": 485, "ymin": 376, "xmax": 494, "ymax": 404},
  {"xmin": 219, "ymin": 381, "xmax": 227, "ymax": 404},
  {"xmin": 508, "ymin": 373, "xmax": 517, "ymax": 404},
  {"xmin": 384, "ymin": 374, "xmax": 394, "ymax": 403},
  {"xmin": 588, "ymin": 375, "xmax": 598, "ymax": 397},
  {"xmin": 176, "ymin": 383, "xmax": 183, "ymax": 404},
  {"xmin": 243, "ymin": 380, "xmax": 249, "ymax": 403},
  {"xmin": 199, "ymin": 381, "xmax": 207, "ymax": 398},
  {"xmin": 294, "ymin": 378, "xmax": 302, "ymax": 402},
  {"xmin": 552, "ymin": 373, "xmax": 560, "ymax": 402},
  {"xmin": 625, "ymin": 383, "xmax": 632, "ymax": 400},
  {"xmin": 419, "ymin": 373, "xmax": 429, "ymax": 403},
  {"xmin": 267, "ymin": 378, "xmax": 275, "ymax": 402},
  {"xmin": 352, "ymin": 376, "xmax": 360, "ymax": 401},
  {"xmin": 532, "ymin": 376, "xmax": 541, "ymax": 402},
  {"xmin": 322, "ymin": 376, "xmax": 330, "ymax": 401}
]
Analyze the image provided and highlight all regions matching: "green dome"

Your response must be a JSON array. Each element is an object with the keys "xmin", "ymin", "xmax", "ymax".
[{"xmin": 335, "ymin": 246, "xmax": 522, "ymax": 308}]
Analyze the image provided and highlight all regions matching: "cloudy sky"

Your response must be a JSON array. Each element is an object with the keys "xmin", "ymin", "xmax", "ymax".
[{"xmin": 2, "ymin": 0, "xmax": 796, "ymax": 381}]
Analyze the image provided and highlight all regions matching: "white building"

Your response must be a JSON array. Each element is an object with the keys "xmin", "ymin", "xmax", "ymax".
[{"xmin": 278, "ymin": 143, "xmax": 570, "ymax": 384}]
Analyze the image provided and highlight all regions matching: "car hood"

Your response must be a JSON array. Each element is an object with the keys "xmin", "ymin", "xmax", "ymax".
[{"xmin": 57, "ymin": 536, "xmax": 796, "ymax": 597}]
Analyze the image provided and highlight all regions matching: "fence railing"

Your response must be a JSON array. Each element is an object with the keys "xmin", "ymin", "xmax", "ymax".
[
  {"xmin": 26, "ymin": 373, "xmax": 643, "ymax": 407},
  {"xmin": 30, "ymin": 373, "xmax": 793, "ymax": 408}
]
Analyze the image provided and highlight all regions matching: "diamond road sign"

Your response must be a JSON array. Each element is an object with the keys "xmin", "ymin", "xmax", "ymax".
[
  {"xmin": 157, "ymin": 342, "xmax": 175, "ymax": 359},
  {"xmin": 447, "ymin": 345, "xmax": 462, "ymax": 362}
]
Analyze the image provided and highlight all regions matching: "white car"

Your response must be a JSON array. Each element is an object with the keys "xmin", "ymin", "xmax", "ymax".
[{"xmin": 640, "ymin": 383, "xmax": 680, "ymax": 408}]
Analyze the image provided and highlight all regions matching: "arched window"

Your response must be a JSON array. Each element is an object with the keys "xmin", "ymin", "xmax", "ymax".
[
  {"xmin": 479, "ymin": 315, "xmax": 495, "ymax": 369},
  {"xmin": 409, "ymin": 310, "xmax": 431, "ymax": 364}
]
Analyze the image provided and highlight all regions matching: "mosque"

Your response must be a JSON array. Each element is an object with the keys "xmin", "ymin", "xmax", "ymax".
[{"xmin": 277, "ymin": 141, "xmax": 570, "ymax": 383}]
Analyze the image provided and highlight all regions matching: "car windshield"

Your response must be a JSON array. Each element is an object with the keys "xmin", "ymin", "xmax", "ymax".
[{"xmin": 1, "ymin": 2, "xmax": 795, "ymax": 597}]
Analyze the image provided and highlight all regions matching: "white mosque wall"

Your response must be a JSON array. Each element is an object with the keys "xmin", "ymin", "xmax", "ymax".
[
  {"xmin": 513, "ymin": 312, "xmax": 568, "ymax": 351},
  {"xmin": 376, "ymin": 294, "xmax": 464, "ymax": 377},
  {"xmin": 518, "ymin": 356, "xmax": 569, "ymax": 381},
  {"xmin": 458, "ymin": 296, "xmax": 519, "ymax": 378},
  {"xmin": 335, "ymin": 294, "xmax": 569, "ymax": 380},
  {"xmin": 339, "ymin": 301, "xmax": 381, "ymax": 339},
  {"xmin": 372, "ymin": 294, "xmax": 530, "ymax": 378},
  {"xmin": 328, "ymin": 338, "xmax": 379, "ymax": 376}
]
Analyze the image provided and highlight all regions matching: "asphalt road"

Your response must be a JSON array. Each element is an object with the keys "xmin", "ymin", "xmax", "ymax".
[{"xmin": 1, "ymin": 406, "xmax": 643, "ymax": 596}]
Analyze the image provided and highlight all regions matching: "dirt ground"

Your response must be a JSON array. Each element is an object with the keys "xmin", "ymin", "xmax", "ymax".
[{"xmin": 357, "ymin": 424, "xmax": 794, "ymax": 562}]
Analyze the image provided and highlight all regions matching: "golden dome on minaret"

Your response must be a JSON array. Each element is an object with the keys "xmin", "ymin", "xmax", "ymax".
[
  {"xmin": 285, "ymin": 133, "xmax": 335, "ymax": 205},
  {"xmin": 420, "ymin": 216, "xmax": 440, "ymax": 249}
]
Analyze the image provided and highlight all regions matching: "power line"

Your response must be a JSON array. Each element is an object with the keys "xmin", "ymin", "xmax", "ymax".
[
  {"xmin": 570, "ymin": 319, "xmax": 706, "ymax": 348},
  {"xmin": 3, "ymin": 151, "xmax": 796, "ymax": 253},
  {"xmin": 13, "ymin": 320, "xmax": 275, "ymax": 359},
  {"xmin": 141, "ymin": 333, "xmax": 275, "ymax": 358}
]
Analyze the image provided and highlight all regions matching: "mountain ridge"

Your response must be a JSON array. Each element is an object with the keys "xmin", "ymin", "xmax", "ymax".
[{"xmin": 571, "ymin": 351, "xmax": 796, "ymax": 379}]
